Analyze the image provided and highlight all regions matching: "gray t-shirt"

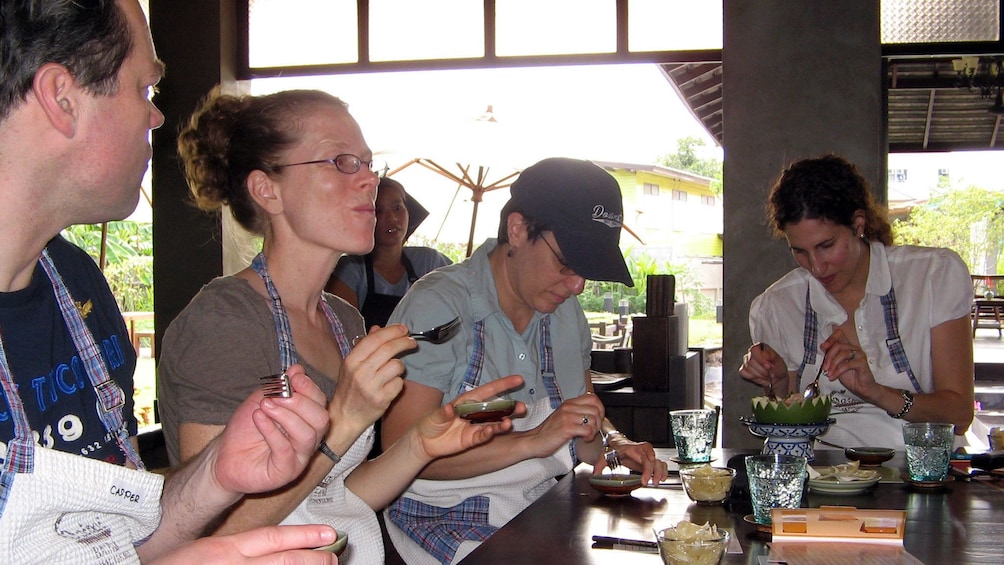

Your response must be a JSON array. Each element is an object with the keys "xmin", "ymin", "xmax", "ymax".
[
  {"xmin": 332, "ymin": 246, "xmax": 452, "ymax": 306},
  {"xmin": 157, "ymin": 276, "xmax": 363, "ymax": 466}
]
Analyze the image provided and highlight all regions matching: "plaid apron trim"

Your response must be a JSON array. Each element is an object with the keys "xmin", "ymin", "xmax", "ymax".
[
  {"xmin": 880, "ymin": 288, "xmax": 923, "ymax": 392},
  {"xmin": 800, "ymin": 281, "xmax": 922, "ymax": 393},
  {"xmin": 252, "ymin": 253, "xmax": 297, "ymax": 368},
  {"xmin": 797, "ymin": 285, "xmax": 819, "ymax": 378},
  {"xmin": 388, "ymin": 495, "xmax": 496, "ymax": 565},
  {"xmin": 394, "ymin": 314, "xmax": 572, "ymax": 562}
]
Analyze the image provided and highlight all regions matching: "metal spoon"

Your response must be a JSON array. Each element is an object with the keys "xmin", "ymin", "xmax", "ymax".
[
  {"xmin": 802, "ymin": 363, "xmax": 824, "ymax": 400},
  {"xmin": 814, "ymin": 436, "xmax": 846, "ymax": 450},
  {"xmin": 409, "ymin": 316, "xmax": 462, "ymax": 344}
]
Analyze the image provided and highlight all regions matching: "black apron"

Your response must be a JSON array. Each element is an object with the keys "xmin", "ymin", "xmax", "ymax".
[
  {"xmin": 360, "ymin": 252, "xmax": 417, "ymax": 459},
  {"xmin": 360, "ymin": 253, "xmax": 418, "ymax": 329}
]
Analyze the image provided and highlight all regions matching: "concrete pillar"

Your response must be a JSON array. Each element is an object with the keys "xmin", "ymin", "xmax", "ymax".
[
  {"xmin": 149, "ymin": 1, "xmax": 237, "ymax": 358},
  {"xmin": 721, "ymin": 0, "xmax": 885, "ymax": 447}
]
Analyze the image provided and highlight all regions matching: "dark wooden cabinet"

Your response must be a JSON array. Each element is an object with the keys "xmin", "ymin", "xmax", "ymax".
[{"xmin": 596, "ymin": 350, "xmax": 703, "ymax": 447}]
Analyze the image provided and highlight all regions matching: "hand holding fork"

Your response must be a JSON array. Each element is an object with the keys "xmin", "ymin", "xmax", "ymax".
[
  {"xmin": 260, "ymin": 373, "xmax": 293, "ymax": 398},
  {"xmin": 600, "ymin": 429, "xmax": 622, "ymax": 471}
]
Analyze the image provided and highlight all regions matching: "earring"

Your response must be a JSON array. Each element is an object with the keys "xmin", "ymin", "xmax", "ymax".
[
  {"xmin": 507, "ymin": 248, "xmax": 514, "ymax": 258},
  {"xmin": 859, "ymin": 232, "xmax": 866, "ymax": 240}
]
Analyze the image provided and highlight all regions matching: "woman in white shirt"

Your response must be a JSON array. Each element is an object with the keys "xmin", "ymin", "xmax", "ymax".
[{"xmin": 738, "ymin": 155, "xmax": 974, "ymax": 448}]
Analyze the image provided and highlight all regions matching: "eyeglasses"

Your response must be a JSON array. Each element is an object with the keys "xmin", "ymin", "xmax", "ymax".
[
  {"xmin": 540, "ymin": 235, "xmax": 577, "ymax": 276},
  {"xmin": 275, "ymin": 153, "xmax": 388, "ymax": 177}
]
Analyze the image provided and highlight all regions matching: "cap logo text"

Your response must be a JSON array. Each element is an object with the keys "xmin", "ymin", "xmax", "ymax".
[{"xmin": 592, "ymin": 205, "xmax": 623, "ymax": 228}]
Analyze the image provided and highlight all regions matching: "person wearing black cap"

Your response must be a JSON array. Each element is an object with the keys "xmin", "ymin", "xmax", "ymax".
[
  {"xmin": 327, "ymin": 177, "xmax": 452, "ymax": 329},
  {"xmin": 381, "ymin": 157, "xmax": 668, "ymax": 564}
]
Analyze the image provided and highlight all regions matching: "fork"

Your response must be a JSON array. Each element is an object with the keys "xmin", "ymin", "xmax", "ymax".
[
  {"xmin": 410, "ymin": 316, "xmax": 462, "ymax": 344},
  {"xmin": 260, "ymin": 373, "xmax": 293, "ymax": 398},
  {"xmin": 600, "ymin": 430, "xmax": 622, "ymax": 471}
]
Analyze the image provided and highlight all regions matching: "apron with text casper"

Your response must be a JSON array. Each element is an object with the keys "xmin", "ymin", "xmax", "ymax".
[
  {"xmin": 0, "ymin": 445, "xmax": 162, "ymax": 564},
  {"xmin": 0, "ymin": 249, "xmax": 160, "ymax": 563}
]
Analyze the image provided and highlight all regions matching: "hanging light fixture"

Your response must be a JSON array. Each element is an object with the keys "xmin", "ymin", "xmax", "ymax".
[{"xmin": 953, "ymin": 56, "xmax": 1004, "ymax": 115}]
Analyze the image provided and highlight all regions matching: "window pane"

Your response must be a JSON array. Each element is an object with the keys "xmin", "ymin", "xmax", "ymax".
[
  {"xmin": 249, "ymin": 0, "xmax": 358, "ymax": 68},
  {"xmin": 629, "ymin": 0, "xmax": 723, "ymax": 51},
  {"xmin": 496, "ymin": 0, "xmax": 616, "ymax": 56},
  {"xmin": 882, "ymin": 0, "xmax": 1000, "ymax": 43},
  {"xmin": 370, "ymin": 0, "xmax": 483, "ymax": 61}
]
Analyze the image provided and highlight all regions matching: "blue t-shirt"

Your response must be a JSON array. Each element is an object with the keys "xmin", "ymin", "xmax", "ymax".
[{"xmin": 0, "ymin": 236, "xmax": 137, "ymax": 465}]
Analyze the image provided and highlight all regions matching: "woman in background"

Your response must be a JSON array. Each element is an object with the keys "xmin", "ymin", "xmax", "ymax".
[{"xmin": 327, "ymin": 177, "xmax": 451, "ymax": 329}]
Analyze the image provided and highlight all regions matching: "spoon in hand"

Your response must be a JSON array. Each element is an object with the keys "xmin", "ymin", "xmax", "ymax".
[{"xmin": 803, "ymin": 363, "xmax": 824, "ymax": 400}]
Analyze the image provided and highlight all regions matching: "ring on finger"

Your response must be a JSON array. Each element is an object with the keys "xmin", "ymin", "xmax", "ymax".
[{"xmin": 582, "ymin": 416, "xmax": 589, "ymax": 425}]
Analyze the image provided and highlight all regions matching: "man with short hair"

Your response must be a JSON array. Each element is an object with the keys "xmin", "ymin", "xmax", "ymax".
[
  {"xmin": 0, "ymin": 1, "xmax": 336, "ymax": 561},
  {"xmin": 382, "ymin": 157, "xmax": 669, "ymax": 564}
]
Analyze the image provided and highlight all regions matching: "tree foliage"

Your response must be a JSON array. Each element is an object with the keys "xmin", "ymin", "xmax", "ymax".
[
  {"xmin": 576, "ymin": 249, "xmax": 714, "ymax": 318},
  {"xmin": 657, "ymin": 136, "xmax": 723, "ymax": 195},
  {"xmin": 61, "ymin": 222, "xmax": 154, "ymax": 312},
  {"xmin": 893, "ymin": 186, "xmax": 1004, "ymax": 274}
]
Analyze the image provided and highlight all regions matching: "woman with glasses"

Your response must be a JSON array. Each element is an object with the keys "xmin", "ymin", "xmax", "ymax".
[
  {"xmin": 157, "ymin": 88, "xmax": 523, "ymax": 563},
  {"xmin": 327, "ymin": 177, "xmax": 452, "ymax": 330}
]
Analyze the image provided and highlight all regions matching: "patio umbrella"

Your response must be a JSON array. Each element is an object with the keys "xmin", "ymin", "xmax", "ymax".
[
  {"xmin": 388, "ymin": 157, "xmax": 520, "ymax": 257},
  {"xmin": 386, "ymin": 105, "xmax": 529, "ymax": 256},
  {"xmin": 385, "ymin": 106, "xmax": 644, "ymax": 255}
]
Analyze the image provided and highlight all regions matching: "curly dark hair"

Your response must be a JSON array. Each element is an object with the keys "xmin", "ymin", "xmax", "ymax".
[
  {"xmin": 0, "ymin": 0, "xmax": 132, "ymax": 123},
  {"xmin": 767, "ymin": 154, "xmax": 893, "ymax": 245},
  {"xmin": 176, "ymin": 87, "xmax": 348, "ymax": 235}
]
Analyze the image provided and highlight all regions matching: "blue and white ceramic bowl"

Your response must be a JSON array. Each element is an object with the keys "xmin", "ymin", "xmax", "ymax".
[{"xmin": 741, "ymin": 418, "xmax": 836, "ymax": 461}]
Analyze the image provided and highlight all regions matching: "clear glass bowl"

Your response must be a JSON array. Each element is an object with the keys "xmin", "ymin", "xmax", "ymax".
[{"xmin": 679, "ymin": 466, "xmax": 735, "ymax": 505}]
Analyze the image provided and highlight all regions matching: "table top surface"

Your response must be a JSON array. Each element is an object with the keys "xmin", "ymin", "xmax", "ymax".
[{"xmin": 461, "ymin": 448, "xmax": 1004, "ymax": 564}]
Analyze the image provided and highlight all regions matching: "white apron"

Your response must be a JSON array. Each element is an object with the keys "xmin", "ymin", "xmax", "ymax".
[
  {"xmin": 386, "ymin": 396, "xmax": 572, "ymax": 564},
  {"xmin": 0, "ymin": 444, "xmax": 162, "ymax": 563},
  {"xmin": 281, "ymin": 426, "xmax": 384, "ymax": 565},
  {"xmin": 253, "ymin": 253, "xmax": 384, "ymax": 564},
  {"xmin": 386, "ymin": 316, "xmax": 576, "ymax": 565}
]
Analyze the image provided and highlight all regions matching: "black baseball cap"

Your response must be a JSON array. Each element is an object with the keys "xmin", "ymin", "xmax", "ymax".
[{"xmin": 505, "ymin": 158, "xmax": 633, "ymax": 286}]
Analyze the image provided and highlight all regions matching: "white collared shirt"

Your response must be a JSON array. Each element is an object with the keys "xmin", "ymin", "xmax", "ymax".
[{"xmin": 749, "ymin": 242, "xmax": 972, "ymax": 447}]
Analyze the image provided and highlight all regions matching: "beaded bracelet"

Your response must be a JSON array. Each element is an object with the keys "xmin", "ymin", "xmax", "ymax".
[{"xmin": 888, "ymin": 389, "xmax": 915, "ymax": 419}]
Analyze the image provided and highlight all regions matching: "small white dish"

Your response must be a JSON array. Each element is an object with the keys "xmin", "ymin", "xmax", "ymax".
[{"xmin": 808, "ymin": 475, "xmax": 880, "ymax": 495}]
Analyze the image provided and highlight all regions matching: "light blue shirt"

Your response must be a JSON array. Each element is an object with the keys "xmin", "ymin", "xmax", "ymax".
[{"xmin": 388, "ymin": 239, "xmax": 591, "ymax": 406}]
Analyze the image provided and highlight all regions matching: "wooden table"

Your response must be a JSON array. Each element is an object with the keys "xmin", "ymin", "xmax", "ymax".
[
  {"xmin": 460, "ymin": 448, "xmax": 1004, "ymax": 564},
  {"xmin": 973, "ymin": 298, "xmax": 1004, "ymax": 337}
]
